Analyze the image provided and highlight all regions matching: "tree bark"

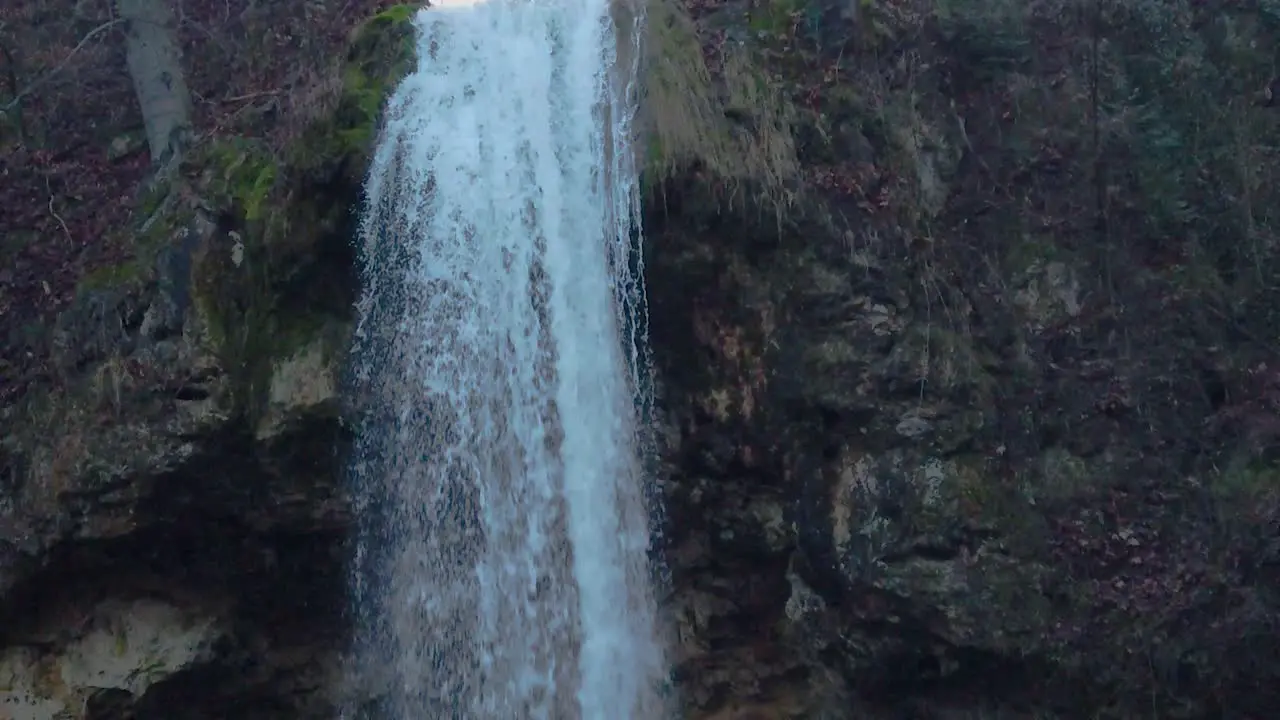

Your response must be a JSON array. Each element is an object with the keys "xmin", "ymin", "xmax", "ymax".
[{"xmin": 117, "ymin": 0, "xmax": 193, "ymax": 167}]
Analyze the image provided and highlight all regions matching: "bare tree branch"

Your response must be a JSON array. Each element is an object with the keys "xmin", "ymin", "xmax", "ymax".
[
  {"xmin": 45, "ymin": 174, "xmax": 72, "ymax": 243},
  {"xmin": 0, "ymin": 19, "xmax": 125, "ymax": 115}
]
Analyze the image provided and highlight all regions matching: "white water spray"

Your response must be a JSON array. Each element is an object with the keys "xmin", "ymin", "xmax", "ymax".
[{"xmin": 346, "ymin": 1, "xmax": 668, "ymax": 718}]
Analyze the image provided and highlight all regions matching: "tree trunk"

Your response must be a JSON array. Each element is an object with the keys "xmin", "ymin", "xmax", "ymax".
[{"xmin": 117, "ymin": 0, "xmax": 192, "ymax": 167}]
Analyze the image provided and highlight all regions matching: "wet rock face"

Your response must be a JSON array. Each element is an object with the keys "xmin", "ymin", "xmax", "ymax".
[
  {"xmin": 0, "ymin": 187, "xmax": 357, "ymax": 717},
  {"xmin": 2, "ymin": 599, "xmax": 220, "ymax": 717},
  {"xmin": 644, "ymin": 197, "xmax": 840, "ymax": 718},
  {"xmin": 1, "ymin": 151, "xmax": 1274, "ymax": 720},
  {"xmin": 0, "ymin": 521, "xmax": 348, "ymax": 720},
  {"xmin": 1, "ymin": 206, "xmax": 350, "ymax": 587},
  {"xmin": 642, "ymin": 196, "xmax": 1047, "ymax": 717},
  {"xmin": 644, "ymin": 169, "xmax": 1280, "ymax": 716}
]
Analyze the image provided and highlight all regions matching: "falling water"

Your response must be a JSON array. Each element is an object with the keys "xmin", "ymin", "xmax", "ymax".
[{"xmin": 345, "ymin": 0, "xmax": 668, "ymax": 718}]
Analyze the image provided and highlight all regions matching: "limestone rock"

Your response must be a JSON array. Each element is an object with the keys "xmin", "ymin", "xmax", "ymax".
[{"xmin": 0, "ymin": 599, "xmax": 220, "ymax": 718}]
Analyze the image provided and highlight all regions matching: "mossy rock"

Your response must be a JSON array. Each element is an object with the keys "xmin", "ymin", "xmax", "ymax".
[
  {"xmin": 76, "ymin": 258, "xmax": 153, "ymax": 295},
  {"xmin": 185, "ymin": 5, "xmax": 419, "ymax": 419},
  {"xmin": 187, "ymin": 203, "xmax": 352, "ymax": 425},
  {"xmin": 194, "ymin": 138, "xmax": 278, "ymax": 223},
  {"xmin": 287, "ymin": 3, "xmax": 420, "ymax": 184},
  {"xmin": 73, "ymin": 180, "xmax": 192, "ymax": 298},
  {"xmin": 62, "ymin": 4, "xmax": 413, "ymax": 423},
  {"xmin": 747, "ymin": 0, "xmax": 804, "ymax": 38}
]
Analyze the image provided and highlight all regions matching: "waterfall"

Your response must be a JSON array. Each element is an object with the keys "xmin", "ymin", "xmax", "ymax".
[{"xmin": 346, "ymin": 1, "xmax": 669, "ymax": 718}]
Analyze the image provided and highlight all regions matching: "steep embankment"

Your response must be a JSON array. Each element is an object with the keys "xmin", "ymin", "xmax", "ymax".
[{"xmin": 640, "ymin": 0, "xmax": 1280, "ymax": 718}]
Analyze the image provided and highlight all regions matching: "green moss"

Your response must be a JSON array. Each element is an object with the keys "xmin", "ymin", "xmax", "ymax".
[
  {"xmin": 189, "ymin": 280, "xmax": 227, "ymax": 354},
  {"xmin": 189, "ymin": 236, "xmax": 271, "ymax": 418},
  {"xmin": 78, "ymin": 259, "xmax": 149, "ymax": 293},
  {"xmin": 75, "ymin": 196, "xmax": 186, "ymax": 295},
  {"xmin": 933, "ymin": 0, "xmax": 1032, "ymax": 76},
  {"xmin": 196, "ymin": 137, "xmax": 278, "ymax": 222},
  {"xmin": 1029, "ymin": 447, "xmax": 1094, "ymax": 504},
  {"xmin": 641, "ymin": 136, "xmax": 672, "ymax": 192},
  {"xmin": 136, "ymin": 180, "xmax": 171, "ymax": 221},
  {"xmin": 179, "ymin": 5, "xmax": 415, "ymax": 420},
  {"xmin": 187, "ymin": 168, "xmax": 348, "ymax": 419},
  {"xmin": 370, "ymin": 3, "xmax": 418, "ymax": 24},
  {"xmin": 748, "ymin": 0, "xmax": 802, "ymax": 37},
  {"xmin": 1212, "ymin": 460, "xmax": 1280, "ymax": 506},
  {"xmin": 1003, "ymin": 229, "xmax": 1068, "ymax": 278},
  {"xmin": 229, "ymin": 308, "xmax": 347, "ymax": 423},
  {"xmin": 287, "ymin": 4, "xmax": 418, "ymax": 179}
]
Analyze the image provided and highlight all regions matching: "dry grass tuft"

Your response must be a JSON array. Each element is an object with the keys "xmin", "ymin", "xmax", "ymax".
[{"xmin": 637, "ymin": 0, "xmax": 799, "ymax": 216}]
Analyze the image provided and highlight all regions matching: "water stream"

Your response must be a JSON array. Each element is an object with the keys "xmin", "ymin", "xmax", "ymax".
[{"xmin": 346, "ymin": 1, "xmax": 669, "ymax": 717}]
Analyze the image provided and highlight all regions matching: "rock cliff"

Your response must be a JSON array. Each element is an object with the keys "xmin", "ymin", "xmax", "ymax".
[
  {"xmin": 642, "ymin": 1, "xmax": 1280, "ymax": 717},
  {"xmin": 3, "ymin": 1, "xmax": 1280, "ymax": 719},
  {"xmin": 0, "ymin": 9, "xmax": 414, "ymax": 717}
]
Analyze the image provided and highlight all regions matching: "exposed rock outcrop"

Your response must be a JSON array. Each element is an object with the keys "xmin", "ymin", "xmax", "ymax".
[
  {"xmin": 4, "ymin": 1, "xmax": 1280, "ymax": 719},
  {"xmin": 642, "ymin": 1, "xmax": 1280, "ymax": 718},
  {"xmin": 0, "ymin": 8, "xmax": 415, "ymax": 717}
]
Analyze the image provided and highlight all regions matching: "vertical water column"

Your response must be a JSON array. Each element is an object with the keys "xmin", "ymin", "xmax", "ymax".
[{"xmin": 346, "ymin": 1, "xmax": 671, "ymax": 718}]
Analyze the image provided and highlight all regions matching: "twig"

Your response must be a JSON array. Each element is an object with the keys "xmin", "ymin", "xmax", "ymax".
[
  {"xmin": 222, "ymin": 90, "xmax": 280, "ymax": 103},
  {"xmin": 1, "ymin": 19, "xmax": 125, "ymax": 114},
  {"xmin": 45, "ymin": 174, "xmax": 72, "ymax": 243}
]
